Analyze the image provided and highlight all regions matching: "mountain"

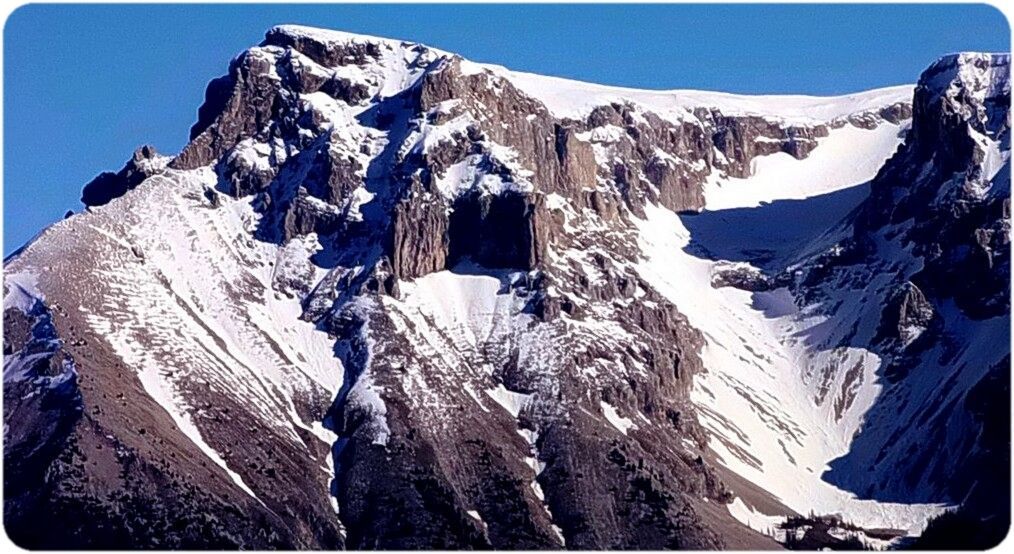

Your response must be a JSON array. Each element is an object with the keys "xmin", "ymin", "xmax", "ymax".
[{"xmin": 3, "ymin": 25, "xmax": 1009, "ymax": 549}]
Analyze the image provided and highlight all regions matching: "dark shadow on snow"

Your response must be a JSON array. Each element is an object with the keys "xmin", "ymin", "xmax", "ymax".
[
  {"xmin": 678, "ymin": 181, "xmax": 981, "ymax": 507},
  {"xmin": 680, "ymin": 184, "xmax": 870, "ymax": 271}
]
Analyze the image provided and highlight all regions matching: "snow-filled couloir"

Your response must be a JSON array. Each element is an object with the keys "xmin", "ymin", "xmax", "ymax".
[{"xmin": 4, "ymin": 25, "xmax": 1009, "ymax": 550}]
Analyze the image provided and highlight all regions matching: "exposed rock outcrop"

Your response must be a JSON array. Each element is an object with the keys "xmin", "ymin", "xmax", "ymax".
[
  {"xmin": 803, "ymin": 53, "xmax": 1011, "ymax": 530},
  {"xmin": 855, "ymin": 53, "xmax": 1011, "ymax": 319},
  {"xmin": 877, "ymin": 281, "xmax": 939, "ymax": 348},
  {"xmin": 17, "ymin": 23, "xmax": 992, "ymax": 552},
  {"xmin": 81, "ymin": 145, "xmax": 168, "ymax": 207}
]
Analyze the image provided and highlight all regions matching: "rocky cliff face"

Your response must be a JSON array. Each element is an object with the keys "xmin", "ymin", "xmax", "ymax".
[
  {"xmin": 818, "ymin": 52, "xmax": 1010, "ymax": 533},
  {"xmin": 4, "ymin": 25, "xmax": 1007, "ymax": 550},
  {"xmin": 856, "ymin": 53, "xmax": 1010, "ymax": 319}
]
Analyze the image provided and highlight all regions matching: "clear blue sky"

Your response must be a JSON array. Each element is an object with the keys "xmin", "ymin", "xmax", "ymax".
[{"xmin": 4, "ymin": 3, "xmax": 1009, "ymax": 254}]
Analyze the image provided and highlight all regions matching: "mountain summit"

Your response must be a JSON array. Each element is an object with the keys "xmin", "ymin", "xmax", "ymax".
[{"xmin": 3, "ymin": 25, "xmax": 1009, "ymax": 549}]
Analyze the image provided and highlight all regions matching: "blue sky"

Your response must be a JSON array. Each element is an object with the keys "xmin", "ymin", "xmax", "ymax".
[{"xmin": 3, "ymin": 3, "xmax": 1009, "ymax": 254}]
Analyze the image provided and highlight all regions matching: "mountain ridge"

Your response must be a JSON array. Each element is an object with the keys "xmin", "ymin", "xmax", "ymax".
[{"xmin": 3, "ymin": 25, "xmax": 1009, "ymax": 550}]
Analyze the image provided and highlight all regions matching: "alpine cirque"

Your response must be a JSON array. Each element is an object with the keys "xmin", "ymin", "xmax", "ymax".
[{"xmin": 3, "ymin": 25, "xmax": 1010, "ymax": 550}]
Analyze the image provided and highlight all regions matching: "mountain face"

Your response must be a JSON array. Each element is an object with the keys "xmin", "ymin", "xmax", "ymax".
[{"xmin": 3, "ymin": 25, "xmax": 1009, "ymax": 550}]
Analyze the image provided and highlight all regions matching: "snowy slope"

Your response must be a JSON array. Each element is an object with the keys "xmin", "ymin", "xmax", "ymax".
[
  {"xmin": 279, "ymin": 23, "xmax": 913, "ymax": 127},
  {"xmin": 636, "ymin": 206, "xmax": 946, "ymax": 533},
  {"xmin": 632, "ymin": 117, "xmax": 954, "ymax": 534},
  {"xmin": 6, "ymin": 167, "xmax": 345, "ymax": 510},
  {"xmin": 629, "ymin": 56, "xmax": 1009, "ymax": 537},
  {"xmin": 5, "ymin": 24, "xmax": 1004, "ymax": 550},
  {"xmin": 461, "ymin": 62, "xmax": 912, "ymax": 125},
  {"xmin": 703, "ymin": 122, "xmax": 906, "ymax": 210}
]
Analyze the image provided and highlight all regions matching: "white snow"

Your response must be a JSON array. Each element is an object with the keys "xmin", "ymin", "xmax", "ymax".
[
  {"xmin": 280, "ymin": 24, "xmax": 913, "ymax": 128},
  {"xmin": 272, "ymin": 24, "xmax": 410, "ymax": 53},
  {"xmin": 348, "ymin": 374, "xmax": 391, "ymax": 446},
  {"xmin": 430, "ymin": 147, "xmax": 534, "ymax": 199},
  {"xmin": 269, "ymin": 24, "xmax": 441, "ymax": 107},
  {"xmin": 704, "ymin": 122, "xmax": 908, "ymax": 210},
  {"xmin": 551, "ymin": 524, "xmax": 566, "ymax": 545},
  {"xmin": 16, "ymin": 168, "xmax": 347, "ymax": 507},
  {"xmin": 486, "ymin": 385, "xmax": 532, "ymax": 419},
  {"xmin": 467, "ymin": 510, "xmax": 484, "ymax": 524},
  {"xmin": 600, "ymin": 401, "xmax": 637, "ymax": 435},
  {"xmin": 3, "ymin": 270, "xmax": 43, "ymax": 313},
  {"xmin": 466, "ymin": 61, "xmax": 912, "ymax": 125},
  {"xmin": 922, "ymin": 52, "xmax": 1010, "ymax": 107},
  {"xmin": 727, "ymin": 497, "xmax": 786, "ymax": 537},
  {"xmin": 227, "ymin": 139, "xmax": 274, "ymax": 174},
  {"xmin": 79, "ymin": 303, "xmax": 264, "ymax": 503},
  {"xmin": 397, "ymin": 270, "xmax": 505, "ymax": 346},
  {"xmin": 464, "ymin": 383, "xmax": 491, "ymax": 412},
  {"xmin": 8, "ymin": 24, "xmax": 992, "ymax": 543},
  {"xmin": 636, "ymin": 203, "xmax": 945, "ymax": 534}
]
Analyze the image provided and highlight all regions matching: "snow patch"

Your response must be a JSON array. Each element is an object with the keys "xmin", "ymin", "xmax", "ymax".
[
  {"xmin": 727, "ymin": 497, "xmax": 786, "ymax": 537},
  {"xmin": 3, "ymin": 271, "xmax": 43, "ymax": 313},
  {"xmin": 600, "ymin": 401, "xmax": 636, "ymax": 435},
  {"xmin": 634, "ymin": 197, "xmax": 944, "ymax": 533},
  {"xmin": 486, "ymin": 385, "xmax": 532, "ymax": 418},
  {"xmin": 704, "ymin": 122, "xmax": 908, "ymax": 210}
]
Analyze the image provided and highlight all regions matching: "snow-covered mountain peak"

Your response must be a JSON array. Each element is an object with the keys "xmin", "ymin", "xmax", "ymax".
[
  {"xmin": 259, "ymin": 24, "xmax": 915, "ymax": 126},
  {"xmin": 4, "ymin": 24, "xmax": 1008, "ymax": 550},
  {"xmin": 471, "ymin": 64, "xmax": 914, "ymax": 126},
  {"xmin": 267, "ymin": 24, "xmax": 424, "ymax": 50},
  {"xmin": 920, "ymin": 51, "xmax": 1010, "ymax": 97},
  {"xmin": 914, "ymin": 52, "xmax": 1009, "ymax": 137}
]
